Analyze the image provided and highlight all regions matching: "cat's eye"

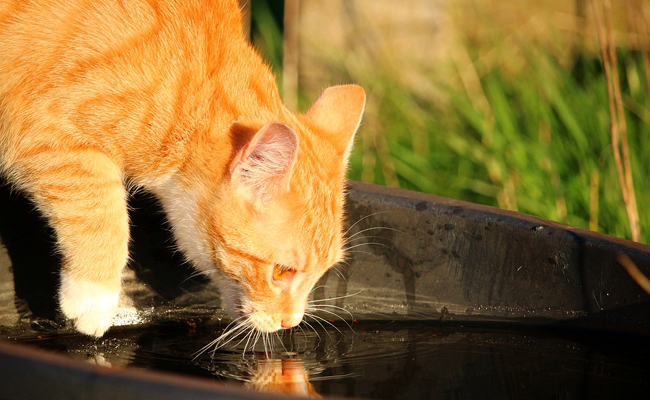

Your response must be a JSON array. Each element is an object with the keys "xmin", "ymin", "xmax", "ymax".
[{"xmin": 273, "ymin": 264, "xmax": 296, "ymax": 282}]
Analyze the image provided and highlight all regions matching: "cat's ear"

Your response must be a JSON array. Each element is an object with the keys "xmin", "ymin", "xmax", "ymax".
[
  {"xmin": 306, "ymin": 85, "xmax": 366, "ymax": 161},
  {"xmin": 230, "ymin": 122, "xmax": 298, "ymax": 200}
]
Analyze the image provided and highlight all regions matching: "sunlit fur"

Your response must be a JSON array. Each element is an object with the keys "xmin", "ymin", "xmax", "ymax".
[{"xmin": 0, "ymin": 0, "xmax": 365, "ymax": 336}]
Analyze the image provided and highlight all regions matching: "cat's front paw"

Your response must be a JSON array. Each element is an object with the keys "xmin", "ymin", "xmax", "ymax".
[{"xmin": 59, "ymin": 274, "xmax": 119, "ymax": 337}]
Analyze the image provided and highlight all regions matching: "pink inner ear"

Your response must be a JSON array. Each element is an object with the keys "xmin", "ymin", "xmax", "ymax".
[
  {"xmin": 232, "ymin": 122, "xmax": 299, "ymax": 197},
  {"xmin": 231, "ymin": 143, "xmax": 250, "ymax": 174}
]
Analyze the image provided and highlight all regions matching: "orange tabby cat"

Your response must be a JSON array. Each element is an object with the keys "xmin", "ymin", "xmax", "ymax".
[{"xmin": 0, "ymin": 0, "xmax": 365, "ymax": 337}]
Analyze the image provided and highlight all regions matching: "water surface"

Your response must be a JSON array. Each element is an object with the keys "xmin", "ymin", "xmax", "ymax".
[{"xmin": 16, "ymin": 321, "xmax": 650, "ymax": 399}]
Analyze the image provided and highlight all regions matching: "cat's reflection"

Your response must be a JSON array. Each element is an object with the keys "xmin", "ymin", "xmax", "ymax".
[
  {"xmin": 59, "ymin": 323, "xmax": 347, "ymax": 398},
  {"xmin": 76, "ymin": 346, "xmax": 321, "ymax": 397},
  {"xmin": 208, "ymin": 356, "xmax": 320, "ymax": 397},
  {"xmin": 244, "ymin": 358, "xmax": 320, "ymax": 397}
]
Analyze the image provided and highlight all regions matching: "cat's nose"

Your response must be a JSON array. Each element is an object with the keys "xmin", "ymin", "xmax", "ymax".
[{"xmin": 281, "ymin": 313, "xmax": 302, "ymax": 329}]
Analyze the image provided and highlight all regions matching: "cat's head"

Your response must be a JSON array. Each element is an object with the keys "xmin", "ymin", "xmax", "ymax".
[{"xmin": 206, "ymin": 85, "xmax": 366, "ymax": 332}]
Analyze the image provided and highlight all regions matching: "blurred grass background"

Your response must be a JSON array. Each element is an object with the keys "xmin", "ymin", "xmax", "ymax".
[{"xmin": 245, "ymin": 0, "xmax": 650, "ymax": 243}]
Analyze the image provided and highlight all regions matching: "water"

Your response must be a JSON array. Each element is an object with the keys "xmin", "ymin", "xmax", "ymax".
[{"xmin": 15, "ymin": 321, "xmax": 650, "ymax": 399}]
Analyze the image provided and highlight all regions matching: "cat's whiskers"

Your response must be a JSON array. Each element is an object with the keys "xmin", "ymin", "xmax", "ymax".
[
  {"xmin": 344, "ymin": 241, "xmax": 393, "ymax": 253},
  {"xmin": 250, "ymin": 330, "xmax": 261, "ymax": 354},
  {"xmin": 241, "ymin": 326, "xmax": 258, "ymax": 357},
  {"xmin": 301, "ymin": 319, "xmax": 323, "ymax": 342},
  {"xmin": 275, "ymin": 331, "xmax": 289, "ymax": 354},
  {"xmin": 341, "ymin": 227, "xmax": 398, "ymax": 264},
  {"xmin": 343, "ymin": 232, "xmax": 396, "ymax": 251},
  {"xmin": 192, "ymin": 315, "xmax": 254, "ymax": 360},
  {"xmin": 327, "ymin": 263, "xmax": 348, "ymax": 281},
  {"xmin": 304, "ymin": 290, "xmax": 361, "ymax": 336},
  {"xmin": 308, "ymin": 304, "xmax": 355, "ymax": 321},
  {"xmin": 298, "ymin": 324, "xmax": 314, "ymax": 352},
  {"xmin": 309, "ymin": 289, "xmax": 363, "ymax": 303},
  {"xmin": 343, "ymin": 211, "xmax": 392, "ymax": 237},
  {"xmin": 342, "ymin": 236, "xmax": 394, "ymax": 255},
  {"xmin": 343, "ymin": 225, "xmax": 400, "ymax": 246},
  {"xmin": 210, "ymin": 321, "xmax": 254, "ymax": 356},
  {"xmin": 303, "ymin": 312, "xmax": 333, "ymax": 339},
  {"xmin": 230, "ymin": 323, "xmax": 261, "ymax": 350},
  {"xmin": 342, "ymin": 220, "xmax": 402, "ymax": 261},
  {"xmin": 343, "ymin": 234, "xmax": 389, "ymax": 245},
  {"xmin": 342, "ymin": 249, "xmax": 383, "ymax": 262},
  {"xmin": 307, "ymin": 306, "xmax": 354, "ymax": 332},
  {"xmin": 309, "ymin": 285, "xmax": 326, "ymax": 295},
  {"xmin": 180, "ymin": 268, "xmax": 219, "ymax": 285},
  {"xmin": 303, "ymin": 311, "xmax": 343, "ymax": 335},
  {"xmin": 337, "ymin": 260, "xmax": 355, "ymax": 272},
  {"xmin": 195, "ymin": 290, "xmax": 360, "ymax": 359},
  {"xmin": 261, "ymin": 330, "xmax": 273, "ymax": 358}
]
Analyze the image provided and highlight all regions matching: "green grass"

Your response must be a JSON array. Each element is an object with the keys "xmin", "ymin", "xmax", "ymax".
[
  {"xmin": 345, "ymin": 47, "xmax": 650, "ymax": 243},
  {"xmin": 249, "ymin": 2, "xmax": 650, "ymax": 243}
]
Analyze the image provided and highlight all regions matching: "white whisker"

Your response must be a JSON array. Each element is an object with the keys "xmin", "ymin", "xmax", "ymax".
[
  {"xmin": 328, "ymin": 264, "xmax": 348, "ymax": 281},
  {"xmin": 242, "ymin": 327, "xmax": 257, "ymax": 357},
  {"xmin": 309, "ymin": 304, "xmax": 355, "ymax": 320},
  {"xmin": 192, "ymin": 316, "xmax": 252, "ymax": 360},
  {"xmin": 343, "ymin": 234, "xmax": 390, "ymax": 246},
  {"xmin": 262, "ymin": 332, "xmax": 271, "ymax": 358},
  {"xmin": 180, "ymin": 268, "xmax": 218, "ymax": 285},
  {"xmin": 275, "ymin": 331, "xmax": 289, "ymax": 353},
  {"xmin": 294, "ymin": 324, "xmax": 308, "ymax": 352},
  {"xmin": 308, "ymin": 307, "xmax": 355, "ymax": 332},
  {"xmin": 344, "ymin": 225, "xmax": 401, "ymax": 244},
  {"xmin": 252, "ymin": 330, "xmax": 261, "ymax": 353},
  {"xmin": 309, "ymin": 285, "xmax": 326, "ymax": 295},
  {"xmin": 210, "ymin": 321, "xmax": 254, "ymax": 356},
  {"xmin": 344, "ymin": 211, "xmax": 392, "ymax": 237},
  {"xmin": 230, "ymin": 325, "xmax": 257, "ymax": 350},
  {"xmin": 306, "ymin": 313, "xmax": 343, "ymax": 335},
  {"xmin": 344, "ymin": 249, "xmax": 384, "ymax": 261},
  {"xmin": 303, "ymin": 312, "xmax": 332, "ymax": 339},
  {"xmin": 308, "ymin": 290, "xmax": 363, "ymax": 303},
  {"xmin": 345, "ymin": 241, "xmax": 393, "ymax": 252}
]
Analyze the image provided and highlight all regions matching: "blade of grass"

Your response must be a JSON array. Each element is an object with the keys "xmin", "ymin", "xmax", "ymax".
[{"xmin": 591, "ymin": 0, "xmax": 641, "ymax": 241}]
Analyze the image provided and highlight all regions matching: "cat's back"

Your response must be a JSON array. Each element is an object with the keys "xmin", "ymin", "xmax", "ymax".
[
  {"xmin": 0, "ymin": 1, "xmax": 156, "ymax": 90},
  {"xmin": 0, "ymin": 0, "xmax": 241, "ymax": 94},
  {"xmin": 0, "ymin": 0, "xmax": 248, "ymax": 175}
]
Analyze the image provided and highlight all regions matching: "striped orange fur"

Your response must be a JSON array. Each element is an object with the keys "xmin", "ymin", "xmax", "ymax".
[{"xmin": 0, "ymin": 0, "xmax": 365, "ymax": 337}]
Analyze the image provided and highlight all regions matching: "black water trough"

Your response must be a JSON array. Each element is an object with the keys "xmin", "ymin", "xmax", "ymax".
[{"xmin": 1, "ymin": 181, "xmax": 650, "ymax": 399}]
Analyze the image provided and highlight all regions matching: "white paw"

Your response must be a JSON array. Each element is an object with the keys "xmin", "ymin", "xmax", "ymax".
[{"xmin": 59, "ymin": 274, "xmax": 119, "ymax": 337}]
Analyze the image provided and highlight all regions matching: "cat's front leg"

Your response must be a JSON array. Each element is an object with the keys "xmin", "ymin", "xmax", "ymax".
[
  {"xmin": 59, "ymin": 271, "xmax": 121, "ymax": 337},
  {"xmin": 15, "ymin": 148, "xmax": 129, "ymax": 337}
]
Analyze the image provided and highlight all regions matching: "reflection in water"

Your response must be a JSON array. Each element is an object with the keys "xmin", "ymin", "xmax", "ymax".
[
  {"xmin": 199, "ymin": 322, "xmax": 349, "ymax": 398},
  {"xmin": 248, "ymin": 359, "xmax": 318, "ymax": 397},
  {"xmin": 13, "ymin": 321, "xmax": 650, "ymax": 399},
  {"xmin": 210, "ymin": 357, "xmax": 320, "ymax": 397}
]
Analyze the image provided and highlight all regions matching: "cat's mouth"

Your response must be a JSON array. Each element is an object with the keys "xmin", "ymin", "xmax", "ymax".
[{"xmin": 216, "ymin": 277, "xmax": 301, "ymax": 332}]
